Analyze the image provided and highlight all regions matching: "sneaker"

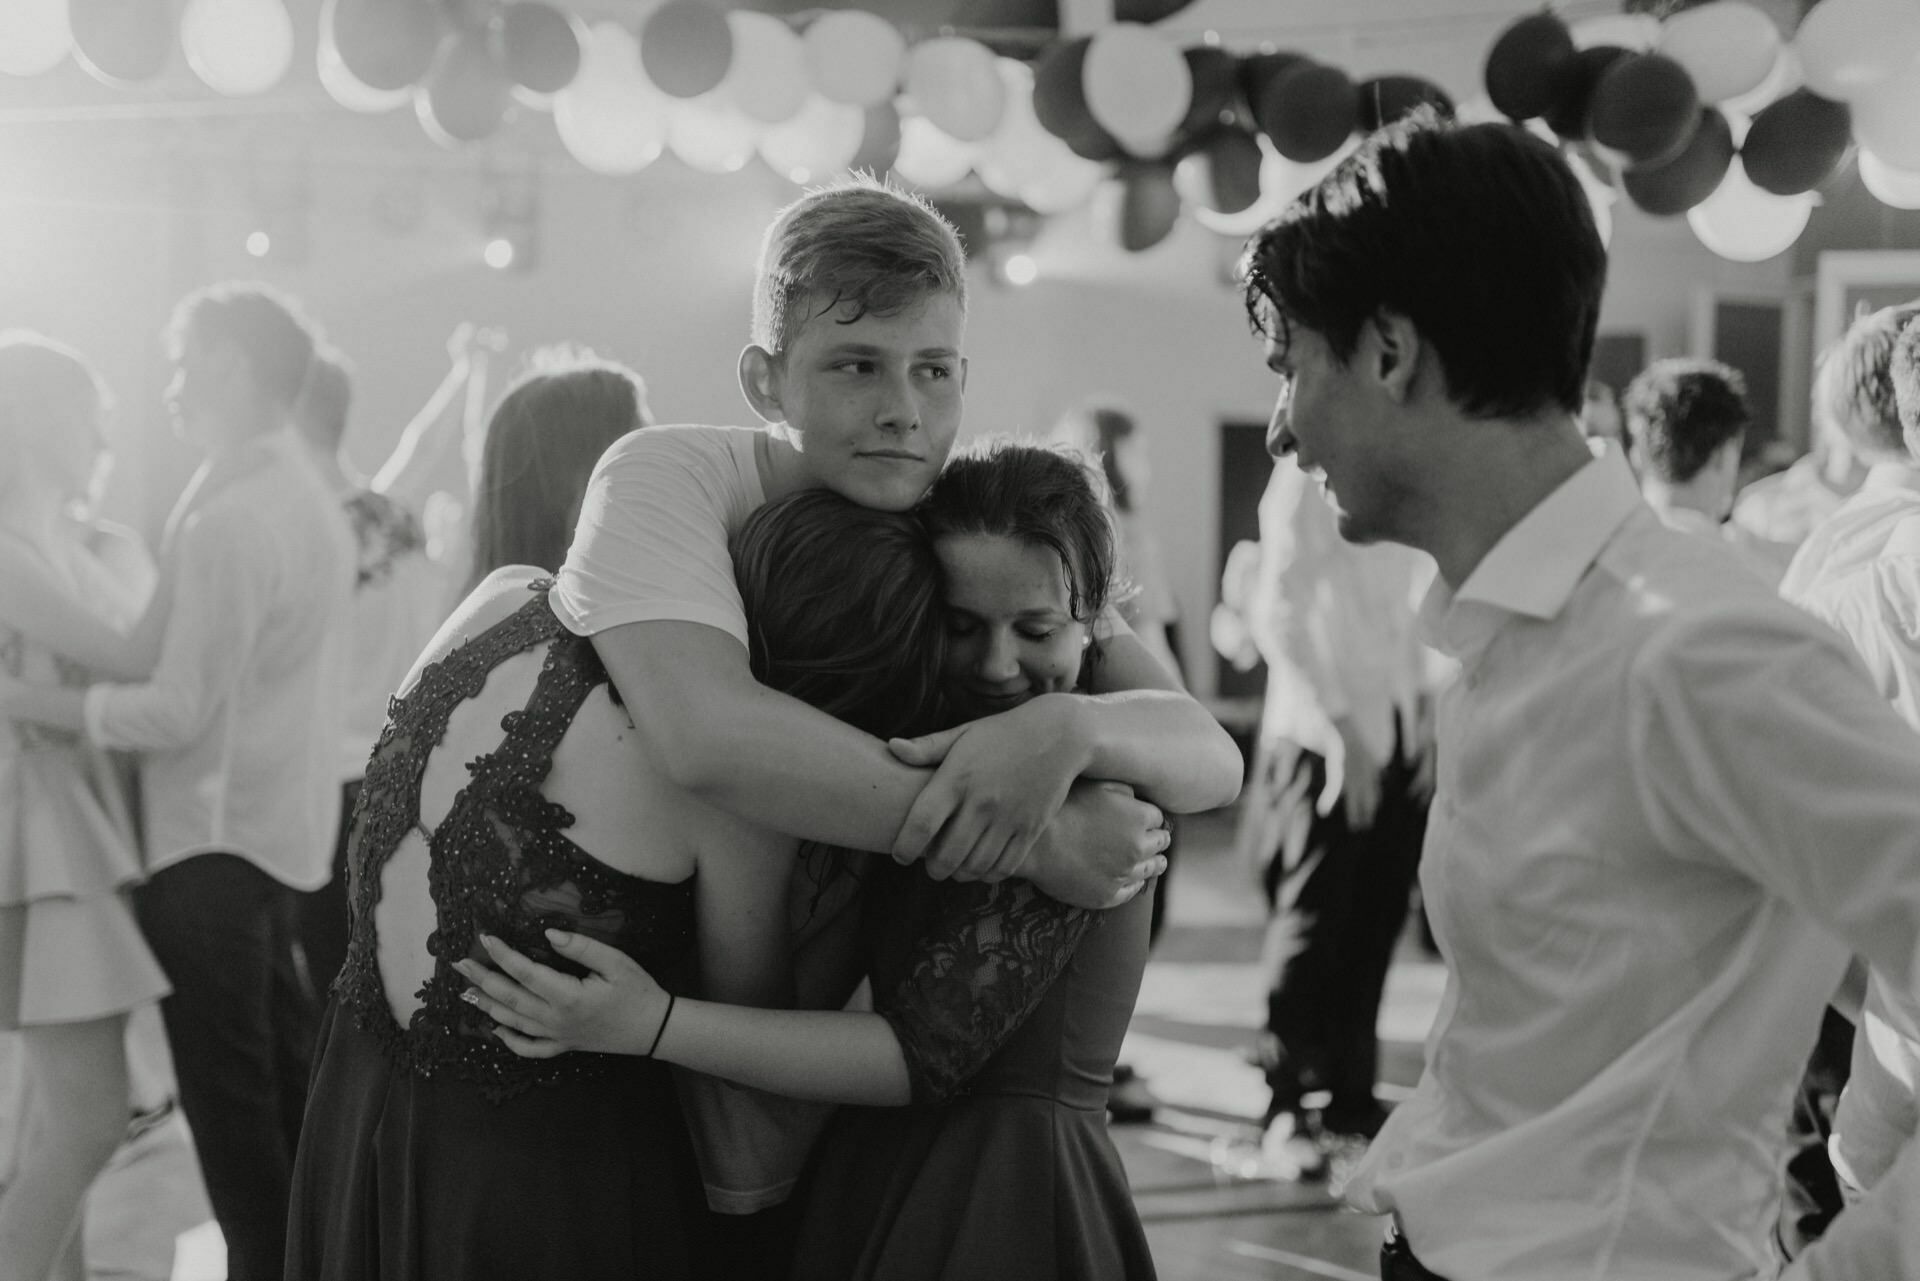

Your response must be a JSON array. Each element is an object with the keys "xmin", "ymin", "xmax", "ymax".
[
  {"xmin": 1255, "ymin": 1110, "xmax": 1329, "ymax": 1183},
  {"xmin": 1106, "ymin": 1063, "xmax": 1157, "ymax": 1125}
]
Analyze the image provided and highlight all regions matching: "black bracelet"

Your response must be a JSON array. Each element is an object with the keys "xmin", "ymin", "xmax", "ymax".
[{"xmin": 645, "ymin": 992, "xmax": 676, "ymax": 1059}]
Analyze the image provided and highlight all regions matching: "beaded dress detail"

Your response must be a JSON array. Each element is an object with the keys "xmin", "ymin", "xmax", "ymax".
[{"xmin": 330, "ymin": 583, "xmax": 695, "ymax": 1102}]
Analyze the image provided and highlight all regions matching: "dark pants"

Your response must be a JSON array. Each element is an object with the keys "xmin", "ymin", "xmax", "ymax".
[
  {"xmin": 137, "ymin": 853, "xmax": 318, "ymax": 1281},
  {"xmin": 1259, "ymin": 735, "xmax": 1427, "ymax": 1132},
  {"xmin": 1777, "ymin": 1005, "xmax": 1857, "ymax": 1258},
  {"xmin": 1381, "ymin": 1228, "xmax": 1451, "ymax": 1281},
  {"xmin": 295, "ymin": 779, "xmax": 360, "ymax": 1001}
]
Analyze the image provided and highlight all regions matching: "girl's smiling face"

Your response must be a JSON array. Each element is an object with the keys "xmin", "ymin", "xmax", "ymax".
[{"xmin": 935, "ymin": 531, "xmax": 1088, "ymax": 720}]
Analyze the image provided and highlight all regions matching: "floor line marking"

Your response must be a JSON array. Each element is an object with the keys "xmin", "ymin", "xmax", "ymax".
[{"xmin": 1228, "ymin": 1240, "xmax": 1375, "ymax": 1281}]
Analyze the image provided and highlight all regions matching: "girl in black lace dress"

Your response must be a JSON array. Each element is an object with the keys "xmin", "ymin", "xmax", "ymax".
[
  {"xmin": 283, "ymin": 488, "xmax": 950, "ymax": 1281},
  {"xmin": 466, "ymin": 441, "xmax": 1243, "ymax": 1280}
]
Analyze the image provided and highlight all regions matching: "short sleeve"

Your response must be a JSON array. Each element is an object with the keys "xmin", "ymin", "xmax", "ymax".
[{"xmin": 549, "ymin": 427, "xmax": 764, "ymax": 648}]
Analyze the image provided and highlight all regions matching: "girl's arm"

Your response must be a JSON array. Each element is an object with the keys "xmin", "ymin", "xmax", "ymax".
[{"xmin": 0, "ymin": 541, "xmax": 163, "ymax": 682}]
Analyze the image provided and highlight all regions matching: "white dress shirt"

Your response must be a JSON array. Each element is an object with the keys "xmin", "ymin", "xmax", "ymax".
[
  {"xmin": 1732, "ymin": 452, "xmax": 1854, "ymax": 549},
  {"xmin": 1248, "ymin": 459, "xmax": 1436, "ymax": 804},
  {"xmin": 1347, "ymin": 449, "xmax": 1920, "ymax": 1281},
  {"xmin": 335, "ymin": 489, "xmax": 445, "ymax": 783},
  {"xmin": 84, "ymin": 430, "xmax": 356, "ymax": 890},
  {"xmin": 1652, "ymin": 503, "xmax": 1796, "ymax": 587}
]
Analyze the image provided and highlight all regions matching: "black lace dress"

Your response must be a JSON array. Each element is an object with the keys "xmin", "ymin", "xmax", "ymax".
[
  {"xmin": 286, "ymin": 587, "xmax": 707, "ymax": 1281},
  {"xmin": 790, "ymin": 865, "xmax": 1159, "ymax": 1280}
]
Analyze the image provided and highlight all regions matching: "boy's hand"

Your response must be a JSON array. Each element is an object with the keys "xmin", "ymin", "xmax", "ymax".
[
  {"xmin": 887, "ymin": 694, "xmax": 1092, "ymax": 882},
  {"xmin": 1024, "ymin": 780, "xmax": 1171, "ymax": 910}
]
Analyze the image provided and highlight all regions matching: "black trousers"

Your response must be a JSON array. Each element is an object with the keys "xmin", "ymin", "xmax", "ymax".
[
  {"xmin": 1381, "ymin": 1228, "xmax": 1451, "ymax": 1281},
  {"xmin": 137, "ymin": 853, "xmax": 318, "ymax": 1281},
  {"xmin": 1259, "ymin": 735, "xmax": 1427, "ymax": 1131},
  {"xmin": 1777, "ymin": 1004, "xmax": 1857, "ymax": 1258},
  {"xmin": 295, "ymin": 779, "xmax": 360, "ymax": 1002}
]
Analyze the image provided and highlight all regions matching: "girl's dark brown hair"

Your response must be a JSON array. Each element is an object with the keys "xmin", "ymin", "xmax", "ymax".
[
  {"xmin": 918, "ymin": 437, "xmax": 1119, "ymax": 631},
  {"xmin": 731, "ymin": 488, "xmax": 948, "ymax": 741},
  {"xmin": 466, "ymin": 352, "xmax": 648, "ymax": 594}
]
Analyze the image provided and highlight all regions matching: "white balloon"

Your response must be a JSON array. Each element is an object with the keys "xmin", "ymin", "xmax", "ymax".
[
  {"xmin": 1082, "ymin": 24, "xmax": 1191, "ymax": 157},
  {"xmin": 1565, "ymin": 147, "xmax": 1616, "ymax": 249},
  {"xmin": 1852, "ymin": 73, "xmax": 1920, "ymax": 172},
  {"xmin": 182, "ymin": 0, "xmax": 295, "ymax": 97},
  {"xmin": 668, "ymin": 92, "xmax": 761, "ymax": 174},
  {"xmin": 1687, "ymin": 159, "xmax": 1814, "ymax": 261},
  {"xmin": 1795, "ymin": 0, "xmax": 1920, "ymax": 101},
  {"xmin": 1657, "ymin": 2, "xmax": 1780, "ymax": 104},
  {"xmin": 1720, "ymin": 42, "xmax": 1802, "ymax": 118},
  {"xmin": 1859, "ymin": 149, "xmax": 1920, "ymax": 209},
  {"xmin": 1018, "ymin": 149, "xmax": 1106, "ymax": 215},
  {"xmin": 1193, "ymin": 134, "xmax": 1354, "ymax": 237},
  {"xmin": 1571, "ymin": 13, "xmax": 1662, "ymax": 51},
  {"xmin": 893, "ymin": 116, "xmax": 978, "ymax": 189},
  {"xmin": 721, "ymin": 11, "xmax": 807, "ymax": 126},
  {"xmin": 555, "ymin": 22, "xmax": 668, "ymax": 176},
  {"xmin": 976, "ymin": 59, "xmax": 1058, "ymax": 199},
  {"xmin": 758, "ymin": 94, "xmax": 865, "ymax": 184},
  {"xmin": 904, "ymin": 37, "xmax": 1004, "ymax": 143},
  {"xmin": 0, "ymin": 0, "xmax": 71, "ymax": 77},
  {"xmin": 803, "ymin": 10, "xmax": 904, "ymax": 109},
  {"xmin": 317, "ymin": 0, "xmax": 410, "ymax": 111}
]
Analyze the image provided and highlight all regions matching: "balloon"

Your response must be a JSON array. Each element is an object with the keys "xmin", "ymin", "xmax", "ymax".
[
  {"xmin": 803, "ymin": 9, "xmax": 904, "ymax": 108},
  {"xmin": 641, "ymin": 0, "xmax": 733, "ymax": 100},
  {"xmin": 328, "ymin": 0, "xmax": 441, "ymax": 92},
  {"xmin": 1859, "ymin": 149, "xmax": 1920, "ymax": 209},
  {"xmin": 894, "ymin": 116, "xmax": 977, "ymax": 189},
  {"xmin": 1356, "ymin": 75, "xmax": 1454, "ymax": 132},
  {"xmin": 1485, "ymin": 12, "xmax": 1577, "ymax": 121},
  {"xmin": 1083, "ymin": 23, "xmax": 1192, "ymax": 156},
  {"xmin": 1020, "ymin": 149, "xmax": 1107, "ymax": 214},
  {"xmin": 1722, "ymin": 42, "xmax": 1802, "ymax": 118},
  {"xmin": 853, "ymin": 102, "xmax": 903, "ymax": 175},
  {"xmin": 1032, "ymin": 38, "xmax": 1123, "ymax": 161},
  {"xmin": 418, "ymin": 30, "xmax": 515, "ymax": 146},
  {"xmin": 1571, "ymin": 13, "xmax": 1661, "ymax": 51},
  {"xmin": 181, "ymin": 0, "xmax": 293, "ymax": 96},
  {"xmin": 1112, "ymin": 162, "xmax": 1181, "ymax": 252},
  {"xmin": 668, "ymin": 92, "xmax": 760, "ymax": 173},
  {"xmin": 1741, "ymin": 89, "xmax": 1852, "ymax": 195},
  {"xmin": 758, "ymin": 95, "xmax": 866, "ymax": 183},
  {"xmin": 1589, "ymin": 54, "xmax": 1701, "ymax": 164},
  {"xmin": 1238, "ymin": 51, "xmax": 1307, "ymax": 113},
  {"xmin": 1192, "ymin": 133, "xmax": 1355, "ymax": 237},
  {"xmin": 721, "ymin": 11, "xmax": 807, "ymax": 126},
  {"xmin": 1623, "ymin": 108, "xmax": 1734, "ymax": 214},
  {"xmin": 905, "ymin": 37, "xmax": 1004, "ymax": 143},
  {"xmin": 1656, "ymin": 2, "xmax": 1780, "ymax": 105},
  {"xmin": 1851, "ymin": 74, "xmax": 1920, "ymax": 172},
  {"xmin": 1687, "ymin": 158, "xmax": 1814, "ymax": 260},
  {"xmin": 1255, "ymin": 61, "xmax": 1357, "ymax": 163},
  {"xmin": 1796, "ymin": 0, "xmax": 1920, "ymax": 102},
  {"xmin": 978, "ymin": 59, "xmax": 1066, "ymax": 198},
  {"xmin": 1567, "ymin": 146, "xmax": 1616, "ymax": 248},
  {"xmin": 493, "ymin": 2, "xmax": 580, "ymax": 96},
  {"xmin": 1543, "ymin": 45, "xmax": 1629, "ymax": 140},
  {"xmin": 319, "ymin": 3, "xmax": 411, "ymax": 112},
  {"xmin": 1172, "ymin": 126, "xmax": 1264, "ymax": 215},
  {"xmin": 1116, "ymin": 0, "xmax": 1199, "ymax": 18},
  {"xmin": 554, "ymin": 22, "xmax": 667, "ymax": 175},
  {"xmin": 69, "ymin": 0, "xmax": 173, "ymax": 84},
  {"xmin": 1179, "ymin": 46, "xmax": 1239, "ymax": 138},
  {"xmin": 0, "ymin": 0, "xmax": 72, "ymax": 77}
]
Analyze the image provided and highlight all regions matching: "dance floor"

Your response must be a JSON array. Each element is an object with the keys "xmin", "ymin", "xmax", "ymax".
[{"xmin": 37, "ymin": 806, "xmax": 1442, "ymax": 1281}]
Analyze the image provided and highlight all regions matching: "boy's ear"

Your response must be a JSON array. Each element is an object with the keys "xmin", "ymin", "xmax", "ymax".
[
  {"xmin": 1369, "ymin": 310, "xmax": 1421, "ymax": 404},
  {"xmin": 738, "ymin": 345, "xmax": 785, "ymax": 426}
]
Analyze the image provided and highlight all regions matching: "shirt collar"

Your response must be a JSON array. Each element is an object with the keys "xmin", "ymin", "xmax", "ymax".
[
  {"xmin": 1420, "ymin": 450, "xmax": 1643, "ymax": 655},
  {"xmin": 1861, "ymin": 461, "xmax": 1920, "ymax": 494}
]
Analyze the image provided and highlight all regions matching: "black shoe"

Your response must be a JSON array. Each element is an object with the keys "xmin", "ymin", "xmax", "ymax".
[{"xmin": 1106, "ymin": 1063, "xmax": 1157, "ymax": 1124}]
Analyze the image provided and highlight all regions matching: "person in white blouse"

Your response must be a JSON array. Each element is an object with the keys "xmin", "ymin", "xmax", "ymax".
[
  {"xmin": 1623, "ymin": 357, "xmax": 1797, "ymax": 586},
  {"xmin": 1239, "ymin": 114, "xmax": 1920, "ymax": 1281},
  {"xmin": 0, "ymin": 283, "xmax": 355, "ymax": 1281},
  {"xmin": 1240, "ymin": 455, "xmax": 1439, "ymax": 1181}
]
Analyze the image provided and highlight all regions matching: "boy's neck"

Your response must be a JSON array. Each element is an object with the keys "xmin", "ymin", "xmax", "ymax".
[{"xmin": 754, "ymin": 424, "xmax": 812, "ymax": 502}]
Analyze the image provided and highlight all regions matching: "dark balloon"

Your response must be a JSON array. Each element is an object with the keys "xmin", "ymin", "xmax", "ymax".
[
  {"xmin": 1484, "ymin": 11, "xmax": 1577, "ymax": 121},
  {"xmin": 853, "ymin": 102, "xmax": 903, "ymax": 175},
  {"xmin": 70, "ymin": 0, "xmax": 174, "ymax": 84},
  {"xmin": 1742, "ymin": 89, "xmax": 1853, "ymax": 196},
  {"xmin": 1255, "ymin": 61, "xmax": 1358, "ymax": 163},
  {"xmin": 1179, "ymin": 47, "xmax": 1240, "ymax": 138},
  {"xmin": 1034, "ymin": 38, "xmax": 1124, "ymax": 160},
  {"xmin": 1118, "ymin": 162, "xmax": 1181, "ymax": 252},
  {"xmin": 1237, "ymin": 50, "xmax": 1308, "ymax": 116},
  {"xmin": 331, "ymin": 0, "xmax": 444, "ymax": 92},
  {"xmin": 640, "ymin": 0, "xmax": 734, "ymax": 100},
  {"xmin": 494, "ymin": 2, "xmax": 581, "ymax": 95},
  {"xmin": 1116, "ymin": 0, "xmax": 1201, "ymax": 18},
  {"xmin": 1356, "ymin": 75, "xmax": 1454, "ymax": 132},
  {"xmin": 1623, "ymin": 108, "xmax": 1734, "ymax": 215},
  {"xmin": 1543, "ymin": 45, "xmax": 1629, "ymax": 141},
  {"xmin": 1589, "ymin": 53, "xmax": 1700, "ymax": 165},
  {"xmin": 1186, "ymin": 126, "xmax": 1265, "ymax": 214},
  {"xmin": 418, "ymin": 30, "xmax": 514, "ymax": 146}
]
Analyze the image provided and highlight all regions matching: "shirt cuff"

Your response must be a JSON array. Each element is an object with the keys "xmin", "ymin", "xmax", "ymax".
[{"xmin": 82, "ymin": 684, "xmax": 119, "ymax": 749}]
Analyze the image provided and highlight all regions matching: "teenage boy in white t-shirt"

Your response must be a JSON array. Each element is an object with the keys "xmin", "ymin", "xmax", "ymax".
[{"xmin": 553, "ymin": 178, "xmax": 1216, "ymax": 909}]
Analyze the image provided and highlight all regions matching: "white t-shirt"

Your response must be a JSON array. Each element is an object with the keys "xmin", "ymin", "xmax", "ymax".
[{"xmin": 552, "ymin": 424, "xmax": 765, "ymax": 647}]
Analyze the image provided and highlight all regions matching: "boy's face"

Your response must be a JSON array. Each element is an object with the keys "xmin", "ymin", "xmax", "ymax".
[{"xmin": 767, "ymin": 291, "xmax": 966, "ymax": 512}]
